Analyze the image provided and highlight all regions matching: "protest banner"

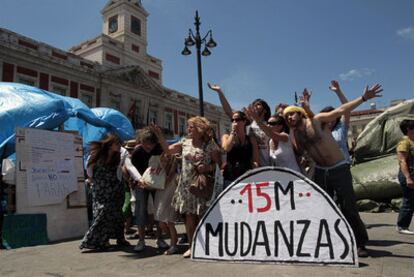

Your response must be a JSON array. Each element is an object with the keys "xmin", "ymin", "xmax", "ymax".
[
  {"xmin": 15, "ymin": 128, "xmax": 88, "ymax": 241},
  {"xmin": 192, "ymin": 167, "xmax": 358, "ymax": 267}
]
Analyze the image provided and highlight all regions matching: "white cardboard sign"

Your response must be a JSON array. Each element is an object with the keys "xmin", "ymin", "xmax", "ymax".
[
  {"xmin": 23, "ymin": 128, "xmax": 78, "ymax": 206},
  {"xmin": 192, "ymin": 167, "xmax": 358, "ymax": 267}
]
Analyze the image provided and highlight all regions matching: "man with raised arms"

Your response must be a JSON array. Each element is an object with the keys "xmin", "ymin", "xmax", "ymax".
[{"xmin": 283, "ymin": 83, "xmax": 383, "ymax": 257}]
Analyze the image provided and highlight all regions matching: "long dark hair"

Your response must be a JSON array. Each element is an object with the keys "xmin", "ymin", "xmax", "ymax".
[
  {"xmin": 252, "ymin": 98, "xmax": 271, "ymax": 121},
  {"xmin": 233, "ymin": 110, "xmax": 251, "ymax": 126},
  {"xmin": 87, "ymin": 133, "xmax": 122, "ymax": 168},
  {"xmin": 270, "ymin": 114, "xmax": 290, "ymax": 134},
  {"xmin": 320, "ymin": 106, "xmax": 340, "ymax": 129}
]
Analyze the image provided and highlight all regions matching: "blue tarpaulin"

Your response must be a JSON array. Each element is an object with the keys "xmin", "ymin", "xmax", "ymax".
[{"xmin": 0, "ymin": 82, "xmax": 134, "ymax": 160}]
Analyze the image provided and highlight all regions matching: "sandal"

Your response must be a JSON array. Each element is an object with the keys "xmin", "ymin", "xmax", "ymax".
[{"xmin": 183, "ymin": 249, "xmax": 191, "ymax": 258}]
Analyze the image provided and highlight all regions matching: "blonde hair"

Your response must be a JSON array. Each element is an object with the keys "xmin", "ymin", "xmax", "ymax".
[{"xmin": 187, "ymin": 116, "xmax": 214, "ymax": 143}]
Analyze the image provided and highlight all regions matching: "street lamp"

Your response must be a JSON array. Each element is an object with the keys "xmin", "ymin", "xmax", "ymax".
[{"xmin": 181, "ymin": 10, "xmax": 217, "ymax": 116}]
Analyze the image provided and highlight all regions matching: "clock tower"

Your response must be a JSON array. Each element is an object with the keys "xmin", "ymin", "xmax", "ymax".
[
  {"xmin": 102, "ymin": 0, "xmax": 149, "ymax": 57},
  {"xmin": 70, "ymin": 0, "xmax": 163, "ymax": 84}
]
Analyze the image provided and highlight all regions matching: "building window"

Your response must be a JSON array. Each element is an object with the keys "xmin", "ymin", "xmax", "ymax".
[
  {"xmin": 17, "ymin": 76, "xmax": 36, "ymax": 86},
  {"xmin": 132, "ymin": 100, "xmax": 142, "ymax": 125},
  {"xmin": 149, "ymin": 110, "xmax": 158, "ymax": 124},
  {"xmin": 80, "ymin": 92, "xmax": 93, "ymax": 107},
  {"xmin": 164, "ymin": 113, "xmax": 173, "ymax": 131},
  {"xmin": 108, "ymin": 15, "xmax": 118, "ymax": 33},
  {"xmin": 131, "ymin": 44, "xmax": 140, "ymax": 53},
  {"xmin": 148, "ymin": 70, "xmax": 159, "ymax": 80},
  {"xmin": 110, "ymin": 98, "xmax": 121, "ymax": 111},
  {"xmin": 131, "ymin": 16, "xmax": 141, "ymax": 36},
  {"xmin": 51, "ymin": 85, "xmax": 67, "ymax": 96},
  {"xmin": 105, "ymin": 53, "xmax": 120, "ymax": 64},
  {"xmin": 179, "ymin": 117, "xmax": 186, "ymax": 136}
]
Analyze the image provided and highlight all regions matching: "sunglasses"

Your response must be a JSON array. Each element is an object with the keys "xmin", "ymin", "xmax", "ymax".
[
  {"xmin": 267, "ymin": 121, "xmax": 281, "ymax": 126},
  {"xmin": 231, "ymin": 118, "xmax": 244, "ymax": 122}
]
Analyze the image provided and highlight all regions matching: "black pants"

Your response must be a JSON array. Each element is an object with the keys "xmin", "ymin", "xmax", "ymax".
[{"xmin": 314, "ymin": 163, "xmax": 368, "ymax": 248}]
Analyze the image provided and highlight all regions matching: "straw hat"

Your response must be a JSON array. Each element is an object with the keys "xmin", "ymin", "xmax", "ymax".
[{"xmin": 124, "ymin": 139, "xmax": 137, "ymax": 150}]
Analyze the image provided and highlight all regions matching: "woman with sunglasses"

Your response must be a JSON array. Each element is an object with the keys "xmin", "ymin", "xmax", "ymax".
[
  {"xmin": 208, "ymin": 82, "xmax": 271, "ymax": 166},
  {"xmin": 221, "ymin": 111, "xmax": 260, "ymax": 189},
  {"xmin": 246, "ymin": 107, "xmax": 301, "ymax": 172}
]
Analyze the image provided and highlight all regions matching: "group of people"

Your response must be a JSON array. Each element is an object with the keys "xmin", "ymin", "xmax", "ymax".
[{"xmin": 78, "ymin": 79, "xmax": 414, "ymax": 259}]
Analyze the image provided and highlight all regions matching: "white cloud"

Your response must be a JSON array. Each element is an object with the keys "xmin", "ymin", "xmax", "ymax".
[
  {"xmin": 397, "ymin": 27, "xmax": 414, "ymax": 40},
  {"xmin": 339, "ymin": 68, "xmax": 374, "ymax": 81}
]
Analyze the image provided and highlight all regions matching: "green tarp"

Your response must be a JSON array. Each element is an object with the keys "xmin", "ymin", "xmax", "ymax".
[{"xmin": 351, "ymin": 100, "xmax": 414, "ymax": 201}]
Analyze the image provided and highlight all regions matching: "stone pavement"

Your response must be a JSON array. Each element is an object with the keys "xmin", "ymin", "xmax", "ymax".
[{"xmin": 0, "ymin": 212, "xmax": 413, "ymax": 277}]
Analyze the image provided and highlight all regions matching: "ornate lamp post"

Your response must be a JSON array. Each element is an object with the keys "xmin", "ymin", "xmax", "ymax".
[{"xmin": 181, "ymin": 11, "xmax": 217, "ymax": 116}]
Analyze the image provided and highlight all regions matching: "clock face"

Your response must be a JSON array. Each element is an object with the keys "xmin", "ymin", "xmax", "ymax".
[{"xmin": 108, "ymin": 16, "xmax": 118, "ymax": 33}]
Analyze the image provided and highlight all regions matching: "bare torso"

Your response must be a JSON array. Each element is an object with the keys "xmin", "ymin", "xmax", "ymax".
[{"xmin": 294, "ymin": 118, "xmax": 345, "ymax": 167}]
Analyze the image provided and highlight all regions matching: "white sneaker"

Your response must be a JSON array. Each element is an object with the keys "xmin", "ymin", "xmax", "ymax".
[
  {"xmin": 133, "ymin": 240, "xmax": 146, "ymax": 252},
  {"xmin": 156, "ymin": 238, "xmax": 169, "ymax": 249},
  {"xmin": 396, "ymin": 226, "xmax": 414, "ymax": 235}
]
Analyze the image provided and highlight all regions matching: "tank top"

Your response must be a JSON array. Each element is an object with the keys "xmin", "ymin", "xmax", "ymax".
[{"xmin": 223, "ymin": 135, "xmax": 253, "ymax": 181}]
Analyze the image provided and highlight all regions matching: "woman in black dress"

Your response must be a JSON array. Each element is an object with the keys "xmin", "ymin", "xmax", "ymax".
[
  {"xmin": 80, "ymin": 134, "xmax": 128, "ymax": 250},
  {"xmin": 221, "ymin": 111, "xmax": 259, "ymax": 189}
]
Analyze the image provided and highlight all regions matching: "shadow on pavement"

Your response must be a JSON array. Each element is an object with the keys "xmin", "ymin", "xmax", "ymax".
[
  {"xmin": 367, "ymin": 239, "xmax": 414, "ymax": 247},
  {"xmin": 366, "ymin": 248, "xmax": 414, "ymax": 259},
  {"xmin": 365, "ymin": 223, "xmax": 394, "ymax": 229},
  {"xmin": 119, "ymin": 244, "xmax": 189, "ymax": 259}
]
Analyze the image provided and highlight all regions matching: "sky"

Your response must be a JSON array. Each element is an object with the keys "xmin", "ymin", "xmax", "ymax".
[{"xmin": 1, "ymin": 0, "xmax": 413, "ymax": 112}]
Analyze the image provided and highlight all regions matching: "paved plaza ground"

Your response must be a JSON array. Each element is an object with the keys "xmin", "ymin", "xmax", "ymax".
[{"xmin": 0, "ymin": 212, "xmax": 413, "ymax": 277}]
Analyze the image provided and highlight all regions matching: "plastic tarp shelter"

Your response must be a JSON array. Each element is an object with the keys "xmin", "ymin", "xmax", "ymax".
[
  {"xmin": 0, "ymin": 82, "xmax": 134, "ymax": 161},
  {"xmin": 351, "ymin": 100, "xmax": 414, "ymax": 201}
]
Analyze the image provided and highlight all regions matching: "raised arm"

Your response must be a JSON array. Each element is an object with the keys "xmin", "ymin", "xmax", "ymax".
[
  {"xmin": 208, "ymin": 82, "xmax": 234, "ymax": 119},
  {"xmin": 150, "ymin": 124, "xmax": 182, "ymax": 155},
  {"xmin": 315, "ymin": 84, "xmax": 383, "ymax": 123},
  {"xmin": 245, "ymin": 105, "xmax": 288, "ymax": 143},
  {"xmin": 300, "ymin": 88, "xmax": 314, "ymax": 118},
  {"xmin": 329, "ymin": 80, "xmax": 350, "ymax": 126},
  {"xmin": 221, "ymin": 123, "xmax": 237, "ymax": 152}
]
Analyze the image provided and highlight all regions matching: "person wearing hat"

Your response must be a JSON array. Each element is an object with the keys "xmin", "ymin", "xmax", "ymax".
[
  {"xmin": 121, "ymin": 139, "xmax": 138, "ymax": 235},
  {"xmin": 283, "ymin": 83, "xmax": 383, "ymax": 258}
]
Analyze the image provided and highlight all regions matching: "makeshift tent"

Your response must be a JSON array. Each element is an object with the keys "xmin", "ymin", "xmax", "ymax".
[
  {"xmin": 351, "ymin": 100, "xmax": 414, "ymax": 201},
  {"xmin": 0, "ymin": 82, "xmax": 134, "ymax": 161}
]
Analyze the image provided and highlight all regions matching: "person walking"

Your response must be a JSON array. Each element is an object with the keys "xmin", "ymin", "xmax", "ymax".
[
  {"xmin": 396, "ymin": 119, "xmax": 414, "ymax": 235},
  {"xmin": 80, "ymin": 134, "xmax": 128, "ymax": 250}
]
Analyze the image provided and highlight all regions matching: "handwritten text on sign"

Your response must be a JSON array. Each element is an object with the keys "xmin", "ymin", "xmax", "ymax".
[
  {"xmin": 24, "ymin": 128, "xmax": 78, "ymax": 206},
  {"xmin": 192, "ymin": 168, "xmax": 358, "ymax": 267}
]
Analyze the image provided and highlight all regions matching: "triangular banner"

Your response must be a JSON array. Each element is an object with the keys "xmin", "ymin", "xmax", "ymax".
[{"xmin": 192, "ymin": 167, "xmax": 358, "ymax": 267}]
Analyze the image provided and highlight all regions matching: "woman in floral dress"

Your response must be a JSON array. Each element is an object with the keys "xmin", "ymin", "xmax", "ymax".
[
  {"xmin": 80, "ymin": 134, "xmax": 128, "ymax": 251},
  {"xmin": 151, "ymin": 116, "xmax": 221, "ymax": 258}
]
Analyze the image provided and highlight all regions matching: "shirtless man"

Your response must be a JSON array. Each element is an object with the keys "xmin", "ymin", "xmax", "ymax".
[{"xmin": 283, "ymin": 83, "xmax": 383, "ymax": 257}]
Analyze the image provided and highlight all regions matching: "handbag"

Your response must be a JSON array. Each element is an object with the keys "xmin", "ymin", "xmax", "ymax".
[
  {"xmin": 189, "ymin": 172, "xmax": 215, "ymax": 200},
  {"xmin": 189, "ymin": 160, "xmax": 215, "ymax": 200},
  {"xmin": 140, "ymin": 155, "xmax": 165, "ymax": 190}
]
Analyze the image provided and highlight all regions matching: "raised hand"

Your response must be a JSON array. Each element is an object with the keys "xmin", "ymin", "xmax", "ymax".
[
  {"xmin": 300, "ymin": 88, "xmax": 312, "ymax": 108},
  {"xmin": 244, "ymin": 104, "xmax": 259, "ymax": 122},
  {"xmin": 149, "ymin": 123, "xmax": 162, "ymax": 138},
  {"xmin": 329, "ymin": 80, "xmax": 341, "ymax": 93},
  {"xmin": 207, "ymin": 82, "xmax": 222, "ymax": 93},
  {"xmin": 362, "ymin": 84, "xmax": 383, "ymax": 101}
]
